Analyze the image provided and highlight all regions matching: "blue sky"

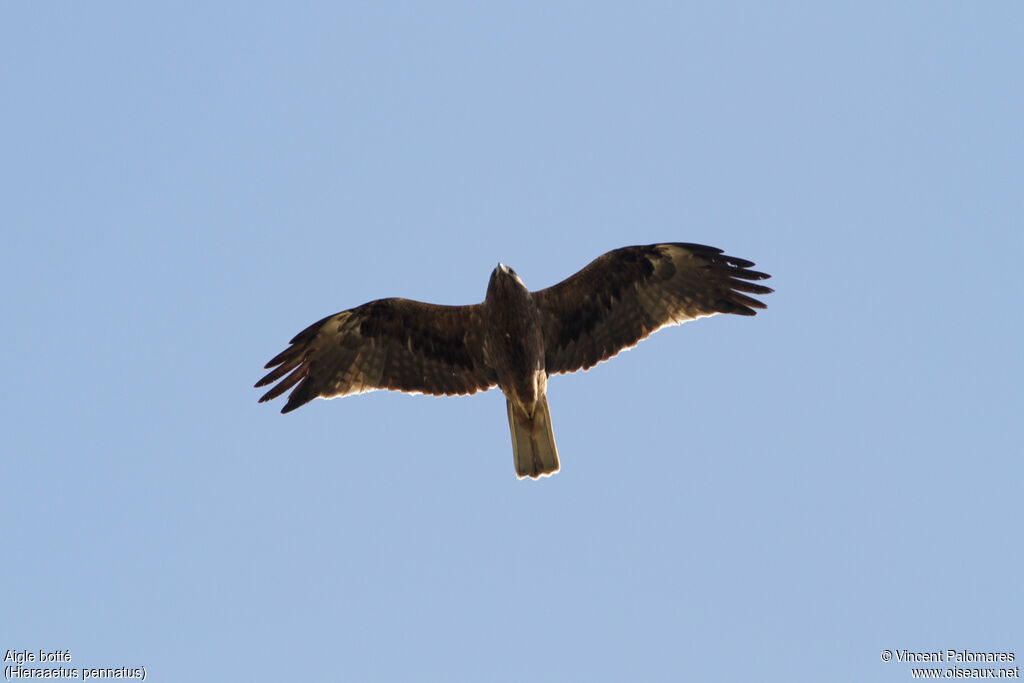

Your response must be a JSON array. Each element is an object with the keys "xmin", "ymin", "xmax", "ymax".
[{"xmin": 3, "ymin": 3, "xmax": 1021, "ymax": 681}]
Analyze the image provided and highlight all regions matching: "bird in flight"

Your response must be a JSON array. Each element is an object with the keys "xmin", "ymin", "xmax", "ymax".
[{"xmin": 256, "ymin": 242, "xmax": 772, "ymax": 479}]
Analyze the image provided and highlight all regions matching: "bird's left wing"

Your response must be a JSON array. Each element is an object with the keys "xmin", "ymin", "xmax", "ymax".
[
  {"xmin": 256, "ymin": 298, "xmax": 498, "ymax": 413},
  {"xmin": 532, "ymin": 243, "xmax": 773, "ymax": 376}
]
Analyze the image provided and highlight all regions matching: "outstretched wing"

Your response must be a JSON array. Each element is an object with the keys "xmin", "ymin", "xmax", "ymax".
[
  {"xmin": 255, "ymin": 298, "xmax": 498, "ymax": 413},
  {"xmin": 533, "ymin": 243, "xmax": 773, "ymax": 375}
]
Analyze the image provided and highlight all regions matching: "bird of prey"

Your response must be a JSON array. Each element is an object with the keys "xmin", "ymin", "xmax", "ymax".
[{"xmin": 256, "ymin": 242, "xmax": 772, "ymax": 479}]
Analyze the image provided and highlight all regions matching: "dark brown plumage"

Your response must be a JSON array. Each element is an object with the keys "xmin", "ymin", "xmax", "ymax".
[{"xmin": 256, "ymin": 242, "xmax": 772, "ymax": 478}]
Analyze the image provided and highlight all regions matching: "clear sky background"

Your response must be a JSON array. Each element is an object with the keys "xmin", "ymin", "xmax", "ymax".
[{"xmin": 2, "ymin": 3, "xmax": 1021, "ymax": 682}]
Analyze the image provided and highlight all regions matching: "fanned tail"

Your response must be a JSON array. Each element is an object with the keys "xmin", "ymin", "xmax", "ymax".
[{"xmin": 506, "ymin": 394, "xmax": 560, "ymax": 479}]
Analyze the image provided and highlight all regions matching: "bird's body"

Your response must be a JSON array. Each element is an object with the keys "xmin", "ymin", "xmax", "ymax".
[
  {"xmin": 256, "ymin": 242, "xmax": 772, "ymax": 478},
  {"xmin": 482, "ymin": 264, "xmax": 559, "ymax": 477}
]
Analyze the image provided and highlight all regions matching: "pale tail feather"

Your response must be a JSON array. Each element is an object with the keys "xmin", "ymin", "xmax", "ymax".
[{"xmin": 506, "ymin": 394, "xmax": 560, "ymax": 479}]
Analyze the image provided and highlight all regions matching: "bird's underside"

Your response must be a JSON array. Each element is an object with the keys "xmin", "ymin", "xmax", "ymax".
[{"xmin": 256, "ymin": 242, "xmax": 773, "ymax": 479}]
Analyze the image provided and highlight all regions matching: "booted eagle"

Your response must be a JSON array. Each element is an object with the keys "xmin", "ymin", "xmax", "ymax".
[{"xmin": 256, "ymin": 243, "xmax": 772, "ymax": 479}]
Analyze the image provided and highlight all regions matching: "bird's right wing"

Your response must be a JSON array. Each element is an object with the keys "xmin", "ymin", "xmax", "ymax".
[{"xmin": 255, "ymin": 298, "xmax": 498, "ymax": 413}]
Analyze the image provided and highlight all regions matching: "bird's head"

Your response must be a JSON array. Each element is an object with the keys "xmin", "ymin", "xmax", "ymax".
[{"xmin": 487, "ymin": 262, "xmax": 527, "ymax": 301}]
